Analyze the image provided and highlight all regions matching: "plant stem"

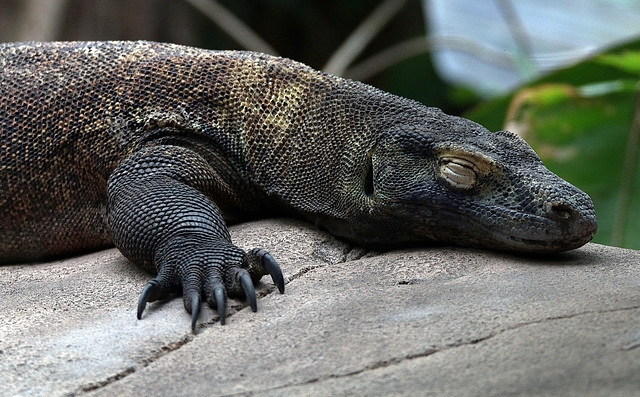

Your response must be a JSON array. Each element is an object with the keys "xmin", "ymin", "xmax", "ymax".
[{"xmin": 611, "ymin": 91, "xmax": 640, "ymax": 247}]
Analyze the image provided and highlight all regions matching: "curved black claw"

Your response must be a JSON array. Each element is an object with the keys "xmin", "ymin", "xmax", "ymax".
[
  {"xmin": 239, "ymin": 272, "xmax": 257, "ymax": 312},
  {"xmin": 262, "ymin": 252, "xmax": 285, "ymax": 294},
  {"xmin": 213, "ymin": 284, "xmax": 226, "ymax": 325},
  {"xmin": 137, "ymin": 280, "xmax": 159, "ymax": 320},
  {"xmin": 136, "ymin": 243, "xmax": 284, "ymax": 330},
  {"xmin": 188, "ymin": 292, "xmax": 201, "ymax": 332}
]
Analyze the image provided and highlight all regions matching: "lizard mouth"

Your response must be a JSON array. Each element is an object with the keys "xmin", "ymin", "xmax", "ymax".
[
  {"xmin": 459, "ymin": 210, "xmax": 596, "ymax": 253},
  {"xmin": 487, "ymin": 228, "xmax": 595, "ymax": 253},
  {"xmin": 388, "ymin": 201, "xmax": 597, "ymax": 253},
  {"xmin": 461, "ymin": 218, "xmax": 595, "ymax": 253}
]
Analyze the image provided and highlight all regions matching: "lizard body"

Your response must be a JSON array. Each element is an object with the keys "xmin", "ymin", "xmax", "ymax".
[{"xmin": 0, "ymin": 41, "xmax": 597, "ymax": 328}]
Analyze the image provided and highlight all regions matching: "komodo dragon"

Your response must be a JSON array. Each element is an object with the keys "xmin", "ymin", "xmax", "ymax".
[{"xmin": 0, "ymin": 41, "xmax": 598, "ymax": 330}]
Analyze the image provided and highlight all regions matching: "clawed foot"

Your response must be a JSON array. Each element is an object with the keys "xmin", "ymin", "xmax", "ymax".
[{"xmin": 136, "ymin": 243, "xmax": 285, "ymax": 331}]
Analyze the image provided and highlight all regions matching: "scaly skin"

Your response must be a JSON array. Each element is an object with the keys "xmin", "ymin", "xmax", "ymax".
[{"xmin": 0, "ymin": 41, "xmax": 597, "ymax": 329}]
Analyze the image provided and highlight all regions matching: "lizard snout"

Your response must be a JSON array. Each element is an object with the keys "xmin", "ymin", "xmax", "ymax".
[{"xmin": 543, "ymin": 195, "xmax": 598, "ymax": 250}]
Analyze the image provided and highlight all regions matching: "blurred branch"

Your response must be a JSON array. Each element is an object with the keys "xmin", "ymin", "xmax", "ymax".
[
  {"xmin": 344, "ymin": 36, "xmax": 427, "ymax": 81},
  {"xmin": 611, "ymin": 91, "xmax": 640, "ymax": 246},
  {"xmin": 495, "ymin": 0, "xmax": 538, "ymax": 76},
  {"xmin": 323, "ymin": 0, "xmax": 408, "ymax": 76},
  {"xmin": 182, "ymin": 0, "xmax": 278, "ymax": 55},
  {"xmin": 13, "ymin": 0, "xmax": 67, "ymax": 41},
  {"xmin": 345, "ymin": 35, "xmax": 515, "ymax": 82}
]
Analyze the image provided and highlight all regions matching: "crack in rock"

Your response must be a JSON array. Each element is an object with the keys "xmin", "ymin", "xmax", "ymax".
[{"xmin": 234, "ymin": 304, "xmax": 640, "ymax": 396}]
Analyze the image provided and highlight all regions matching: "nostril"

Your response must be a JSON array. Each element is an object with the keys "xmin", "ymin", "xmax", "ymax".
[{"xmin": 548, "ymin": 202, "xmax": 574, "ymax": 222}]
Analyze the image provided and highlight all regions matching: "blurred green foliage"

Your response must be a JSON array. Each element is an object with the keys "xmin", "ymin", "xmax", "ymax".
[{"xmin": 465, "ymin": 40, "xmax": 640, "ymax": 249}]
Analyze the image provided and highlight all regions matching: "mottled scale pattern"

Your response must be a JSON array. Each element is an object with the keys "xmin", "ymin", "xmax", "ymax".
[{"xmin": 0, "ymin": 41, "xmax": 597, "ymax": 324}]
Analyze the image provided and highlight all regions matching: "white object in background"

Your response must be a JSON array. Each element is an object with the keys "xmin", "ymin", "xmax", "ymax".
[{"xmin": 424, "ymin": 0, "xmax": 640, "ymax": 96}]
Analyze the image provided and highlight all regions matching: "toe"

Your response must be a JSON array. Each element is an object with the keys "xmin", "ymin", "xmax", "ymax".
[
  {"xmin": 244, "ymin": 248, "xmax": 285, "ymax": 293},
  {"xmin": 137, "ymin": 271, "xmax": 177, "ymax": 319}
]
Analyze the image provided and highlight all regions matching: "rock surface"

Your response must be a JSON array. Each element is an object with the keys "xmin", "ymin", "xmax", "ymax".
[{"xmin": 1, "ymin": 218, "xmax": 638, "ymax": 396}]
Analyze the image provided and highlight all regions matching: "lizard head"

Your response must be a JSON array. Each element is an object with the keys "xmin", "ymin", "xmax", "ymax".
[{"xmin": 341, "ymin": 109, "xmax": 597, "ymax": 253}]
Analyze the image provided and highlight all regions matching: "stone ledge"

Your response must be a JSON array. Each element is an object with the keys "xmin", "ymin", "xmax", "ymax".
[{"xmin": 1, "ymin": 218, "xmax": 638, "ymax": 396}]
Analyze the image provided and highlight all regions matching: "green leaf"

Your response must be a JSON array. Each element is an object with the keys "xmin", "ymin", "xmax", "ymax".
[
  {"xmin": 595, "ymin": 51, "xmax": 640, "ymax": 74},
  {"xmin": 526, "ymin": 84, "xmax": 575, "ymax": 107},
  {"xmin": 578, "ymin": 79, "xmax": 639, "ymax": 97}
]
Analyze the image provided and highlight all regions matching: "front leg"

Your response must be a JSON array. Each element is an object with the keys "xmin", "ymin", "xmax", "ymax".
[{"xmin": 107, "ymin": 145, "xmax": 284, "ymax": 331}]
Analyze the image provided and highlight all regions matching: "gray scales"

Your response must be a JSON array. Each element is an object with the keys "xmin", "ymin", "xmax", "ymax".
[{"xmin": 0, "ymin": 41, "xmax": 597, "ymax": 330}]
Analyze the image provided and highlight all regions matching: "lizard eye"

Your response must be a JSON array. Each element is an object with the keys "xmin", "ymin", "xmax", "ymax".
[{"xmin": 439, "ymin": 157, "xmax": 477, "ymax": 190}]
